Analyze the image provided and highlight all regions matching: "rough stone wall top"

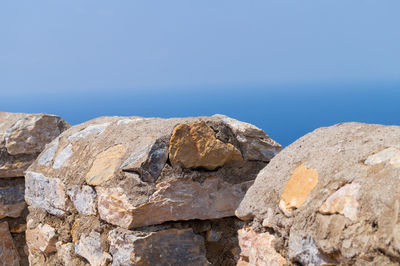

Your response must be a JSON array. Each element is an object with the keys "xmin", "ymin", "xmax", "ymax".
[
  {"xmin": 26, "ymin": 114, "xmax": 281, "ymax": 227},
  {"xmin": 236, "ymin": 122, "xmax": 400, "ymax": 264},
  {"xmin": 0, "ymin": 112, "xmax": 70, "ymax": 178}
]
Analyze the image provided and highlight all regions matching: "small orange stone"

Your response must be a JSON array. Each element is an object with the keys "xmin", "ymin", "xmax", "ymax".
[{"xmin": 279, "ymin": 163, "xmax": 318, "ymax": 216}]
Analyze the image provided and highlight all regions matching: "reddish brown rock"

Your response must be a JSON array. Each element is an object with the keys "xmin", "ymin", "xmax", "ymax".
[
  {"xmin": 169, "ymin": 120, "xmax": 243, "ymax": 170},
  {"xmin": 0, "ymin": 222, "xmax": 20, "ymax": 266}
]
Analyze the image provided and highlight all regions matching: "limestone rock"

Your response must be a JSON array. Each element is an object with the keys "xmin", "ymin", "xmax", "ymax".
[
  {"xmin": 97, "ymin": 177, "xmax": 252, "ymax": 228},
  {"xmin": 319, "ymin": 182, "xmax": 360, "ymax": 221},
  {"xmin": 0, "ymin": 222, "xmax": 20, "ymax": 266},
  {"xmin": 52, "ymin": 143, "xmax": 73, "ymax": 169},
  {"xmin": 288, "ymin": 230, "xmax": 334, "ymax": 265},
  {"xmin": 0, "ymin": 182, "xmax": 25, "ymax": 219},
  {"xmin": 169, "ymin": 120, "xmax": 243, "ymax": 170},
  {"xmin": 237, "ymin": 227, "xmax": 286, "ymax": 266},
  {"xmin": 0, "ymin": 112, "xmax": 69, "ymax": 177},
  {"xmin": 67, "ymin": 185, "xmax": 97, "ymax": 215},
  {"xmin": 109, "ymin": 227, "xmax": 209, "ymax": 266},
  {"xmin": 236, "ymin": 122, "xmax": 400, "ymax": 263},
  {"xmin": 213, "ymin": 114, "xmax": 282, "ymax": 161},
  {"xmin": 364, "ymin": 147, "xmax": 400, "ymax": 168},
  {"xmin": 26, "ymin": 223, "xmax": 57, "ymax": 254},
  {"xmin": 96, "ymin": 186, "xmax": 135, "ymax": 229},
  {"xmin": 25, "ymin": 171, "xmax": 67, "ymax": 216},
  {"xmin": 75, "ymin": 231, "xmax": 112, "ymax": 266},
  {"xmin": 86, "ymin": 145, "xmax": 127, "ymax": 185}
]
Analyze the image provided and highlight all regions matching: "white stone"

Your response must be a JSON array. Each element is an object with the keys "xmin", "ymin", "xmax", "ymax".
[
  {"xmin": 68, "ymin": 123, "xmax": 110, "ymax": 142},
  {"xmin": 38, "ymin": 138, "xmax": 59, "ymax": 166},
  {"xmin": 53, "ymin": 144, "xmax": 73, "ymax": 169},
  {"xmin": 117, "ymin": 118, "xmax": 144, "ymax": 125},
  {"xmin": 25, "ymin": 171, "xmax": 67, "ymax": 216},
  {"xmin": 75, "ymin": 231, "xmax": 112, "ymax": 266},
  {"xmin": 67, "ymin": 185, "xmax": 97, "ymax": 215},
  {"xmin": 365, "ymin": 147, "xmax": 400, "ymax": 165}
]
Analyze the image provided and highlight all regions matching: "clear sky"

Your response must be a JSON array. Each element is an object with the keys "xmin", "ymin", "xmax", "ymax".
[{"xmin": 1, "ymin": 1, "xmax": 400, "ymax": 146}]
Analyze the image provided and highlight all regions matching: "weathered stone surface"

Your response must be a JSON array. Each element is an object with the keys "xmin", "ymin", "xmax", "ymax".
[
  {"xmin": 279, "ymin": 163, "xmax": 318, "ymax": 216},
  {"xmin": 213, "ymin": 114, "xmax": 282, "ymax": 161},
  {"xmin": 169, "ymin": 120, "xmax": 243, "ymax": 170},
  {"xmin": 25, "ymin": 171, "xmax": 67, "ymax": 216},
  {"xmin": 86, "ymin": 144, "xmax": 127, "ymax": 185},
  {"xmin": 96, "ymin": 186, "xmax": 135, "ymax": 229},
  {"xmin": 67, "ymin": 185, "xmax": 97, "ymax": 215},
  {"xmin": 0, "ymin": 112, "xmax": 69, "ymax": 177},
  {"xmin": 319, "ymin": 182, "xmax": 360, "ymax": 221},
  {"xmin": 38, "ymin": 138, "xmax": 59, "ymax": 166},
  {"xmin": 26, "ymin": 223, "xmax": 57, "ymax": 254},
  {"xmin": 68, "ymin": 122, "xmax": 110, "ymax": 142},
  {"xmin": 109, "ymin": 227, "xmax": 209, "ymax": 266},
  {"xmin": 52, "ymin": 143, "xmax": 73, "ymax": 169},
  {"xmin": 288, "ymin": 230, "xmax": 334, "ymax": 265},
  {"xmin": 98, "ymin": 177, "xmax": 252, "ymax": 228},
  {"xmin": 56, "ymin": 242, "xmax": 74, "ymax": 265},
  {"xmin": 122, "ymin": 137, "xmax": 169, "ymax": 182},
  {"xmin": 25, "ymin": 115, "xmax": 279, "ymax": 264},
  {"xmin": 237, "ymin": 227, "xmax": 286, "ymax": 266},
  {"xmin": 236, "ymin": 122, "xmax": 400, "ymax": 263},
  {"xmin": 75, "ymin": 231, "xmax": 112, "ymax": 266},
  {"xmin": 0, "ymin": 222, "xmax": 20, "ymax": 266},
  {"xmin": 365, "ymin": 147, "xmax": 400, "ymax": 168},
  {"xmin": 0, "ymin": 182, "xmax": 25, "ymax": 219}
]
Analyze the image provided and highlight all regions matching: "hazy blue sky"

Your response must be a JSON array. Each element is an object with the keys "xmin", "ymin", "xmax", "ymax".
[{"xmin": 1, "ymin": 1, "xmax": 399, "ymax": 146}]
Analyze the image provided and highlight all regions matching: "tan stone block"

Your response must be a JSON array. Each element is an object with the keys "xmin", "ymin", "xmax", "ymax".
[
  {"xmin": 86, "ymin": 144, "xmax": 126, "ymax": 185},
  {"xmin": 97, "ymin": 177, "xmax": 252, "ymax": 229},
  {"xmin": 279, "ymin": 163, "xmax": 318, "ymax": 216},
  {"xmin": 26, "ymin": 223, "xmax": 57, "ymax": 254},
  {"xmin": 169, "ymin": 121, "xmax": 243, "ymax": 170}
]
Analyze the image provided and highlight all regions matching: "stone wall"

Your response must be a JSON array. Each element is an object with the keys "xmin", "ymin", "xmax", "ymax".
[
  {"xmin": 236, "ymin": 122, "xmax": 400, "ymax": 265},
  {"xmin": 24, "ymin": 114, "xmax": 281, "ymax": 265},
  {"xmin": 6, "ymin": 111, "xmax": 399, "ymax": 265},
  {"xmin": 0, "ymin": 112, "xmax": 69, "ymax": 266}
]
